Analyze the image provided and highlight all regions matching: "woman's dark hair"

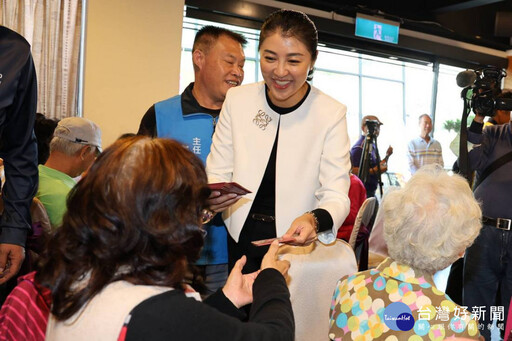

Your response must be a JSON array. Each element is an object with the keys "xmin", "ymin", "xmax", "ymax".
[
  {"xmin": 34, "ymin": 113, "xmax": 59, "ymax": 164},
  {"xmin": 259, "ymin": 9, "xmax": 318, "ymax": 81},
  {"xmin": 36, "ymin": 136, "xmax": 210, "ymax": 320}
]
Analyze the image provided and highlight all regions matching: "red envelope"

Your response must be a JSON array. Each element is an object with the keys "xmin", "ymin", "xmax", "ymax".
[
  {"xmin": 208, "ymin": 182, "xmax": 251, "ymax": 196},
  {"xmin": 251, "ymin": 236, "xmax": 296, "ymax": 246}
]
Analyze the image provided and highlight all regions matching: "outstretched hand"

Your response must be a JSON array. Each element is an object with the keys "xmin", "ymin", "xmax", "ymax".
[
  {"xmin": 222, "ymin": 256, "xmax": 258, "ymax": 308},
  {"xmin": 281, "ymin": 213, "xmax": 317, "ymax": 246},
  {"xmin": 261, "ymin": 240, "xmax": 290, "ymax": 276},
  {"xmin": 223, "ymin": 242, "xmax": 291, "ymax": 308}
]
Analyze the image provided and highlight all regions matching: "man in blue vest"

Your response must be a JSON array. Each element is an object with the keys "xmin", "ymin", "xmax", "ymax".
[{"xmin": 138, "ymin": 26, "xmax": 246, "ymax": 295}]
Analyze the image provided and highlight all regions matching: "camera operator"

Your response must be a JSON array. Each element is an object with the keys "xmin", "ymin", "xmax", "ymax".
[
  {"xmin": 481, "ymin": 90, "xmax": 512, "ymax": 127},
  {"xmin": 350, "ymin": 115, "xmax": 393, "ymax": 198},
  {"xmin": 464, "ymin": 89, "xmax": 512, "ymax": 340}
]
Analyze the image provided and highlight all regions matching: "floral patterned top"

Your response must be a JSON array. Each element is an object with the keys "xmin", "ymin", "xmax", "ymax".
[{"xmin": 329, "ymin": 258, "xmax": 481, "ymax": 340}]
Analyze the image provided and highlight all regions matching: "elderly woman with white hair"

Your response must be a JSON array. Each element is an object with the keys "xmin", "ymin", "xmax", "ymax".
[{"xmin": 328, "ymin": 165, "xmax": 482, "ymax": 340}]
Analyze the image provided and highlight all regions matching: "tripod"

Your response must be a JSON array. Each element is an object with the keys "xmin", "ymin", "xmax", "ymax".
[{"xmin": 358, "ymin": 131, "xmax": 384, "ymax": 197}]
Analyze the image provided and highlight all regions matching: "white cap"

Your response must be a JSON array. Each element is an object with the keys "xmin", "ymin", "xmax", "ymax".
[{"xmin": 54, "ymin": 117, "xmax": 102, "ymax": 152}]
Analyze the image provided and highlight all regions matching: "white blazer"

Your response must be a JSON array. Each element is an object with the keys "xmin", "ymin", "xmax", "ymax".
[{"xmin": 206, "ymin": 82, "xmax": 351, "ymax": 242}]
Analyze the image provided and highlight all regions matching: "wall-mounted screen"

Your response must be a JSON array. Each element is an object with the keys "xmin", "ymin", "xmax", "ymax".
[{"xmin": 355, "ymin": 13, "xmax": 400, "ymax": 44}]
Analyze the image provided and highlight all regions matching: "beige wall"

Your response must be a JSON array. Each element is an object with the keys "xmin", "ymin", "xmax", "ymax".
[
  {"xmin": 506, "ymin": 50, "xmax": 512, "ymax": 90},
  {"xmin": 83, "ymin": 0, "xmax": 184, "ymax": 147}
]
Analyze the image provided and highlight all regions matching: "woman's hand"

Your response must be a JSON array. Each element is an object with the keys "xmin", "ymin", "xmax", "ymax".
[
  {"xmin": 222, "ymin": 256, "xmax": 259, "ymax": 308},
  {"xmin": 261, "ymin": 240, "xmax": 290, "ymax": 277},
  {"xmin": 206, "ymin": 190, "xmax": 241, "ymax": 213},
  {"xmin": 281, "ymin": 213, "xmax": 317, "ymax": 246},
  {"xmin": 223, "ymin": 241, "xmax": 290, "ymax": 308}
]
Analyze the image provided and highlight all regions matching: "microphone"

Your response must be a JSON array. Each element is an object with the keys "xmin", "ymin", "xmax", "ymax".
[{"xmin": 456, "ymin": 70, "xmax": 477, "ymax": 88}]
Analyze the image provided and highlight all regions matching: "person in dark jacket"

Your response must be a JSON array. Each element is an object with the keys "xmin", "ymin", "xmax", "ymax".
[
  {"xmin": 0, "ymin": 26, "xmax": 38, "ymax": 291},
  {"xmin": 463, "ymin": 92, "xmax": 512, "ymax": 340}
]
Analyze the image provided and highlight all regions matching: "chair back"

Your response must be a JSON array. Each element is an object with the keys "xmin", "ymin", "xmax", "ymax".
[
  {"xmin": 279, "ymin": 240, "xmax": 357, "ymax": 341},
  {"xmin": 31, "ymin": 197, "xmax": 51, "ymax": 235},
  {"xmin": 368, "ymin": 200, "xmax": 388, "ymax": 256},
  {"xmin": 348, "ymin": 197, "xmax": 376, "ymax": 249}
]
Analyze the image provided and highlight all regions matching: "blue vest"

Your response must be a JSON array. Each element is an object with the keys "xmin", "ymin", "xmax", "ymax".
[{"xmin": 155, "ymin": 96, "xmax": 227, "ymax": 265}]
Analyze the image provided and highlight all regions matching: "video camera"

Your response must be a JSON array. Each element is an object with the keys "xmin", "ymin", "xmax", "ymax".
[
  {"xmin": 456, "ymin": 67, "xmax": 512, "ymax": 182},
  {"xmin": 456, "ymin": 67, "xmax": 512, "ymax": 116},
  {"xmin": 364, "ymin": 119, "xmax": 381, "ymax": 136}
]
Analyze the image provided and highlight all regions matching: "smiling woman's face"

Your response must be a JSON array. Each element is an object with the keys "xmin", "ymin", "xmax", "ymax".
[{"xmin": 259, "ymin": 32, "xmax": 314, "ymax": 108}]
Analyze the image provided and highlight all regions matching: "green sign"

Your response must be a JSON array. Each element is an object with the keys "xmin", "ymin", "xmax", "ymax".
[{"xmin": 355, "ymin": 14, "xmax": 399, "ymax": 44}]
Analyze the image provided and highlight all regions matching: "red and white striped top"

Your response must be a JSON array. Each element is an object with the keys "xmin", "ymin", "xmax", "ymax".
[{"xmin": 0, "ymin": 271, "xmax": 51, "ymax": 341}]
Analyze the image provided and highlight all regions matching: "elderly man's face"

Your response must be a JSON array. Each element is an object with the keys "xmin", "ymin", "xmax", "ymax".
[{"xmin": 419, "ymin": 116, "xmax": 432, "ymax": 137}]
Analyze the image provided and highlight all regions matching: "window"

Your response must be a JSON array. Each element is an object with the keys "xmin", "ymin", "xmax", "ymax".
[
  {"xmin": 433, "ymin": 64, "xmax": 466, "ymax": 170},
  {"xmin": 313, "ymin": 70, "xmax": 360, "ymax": 144}
]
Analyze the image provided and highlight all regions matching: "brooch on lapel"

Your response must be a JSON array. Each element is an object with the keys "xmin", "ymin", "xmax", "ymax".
[{"xmin": 253, "ymin": 110, "xmax": 272, "ymax": 130}]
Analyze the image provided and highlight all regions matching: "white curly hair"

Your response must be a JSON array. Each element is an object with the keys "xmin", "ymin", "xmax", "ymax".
[{"xmin": 382, "ymin": 165, "xmax": 482, "ymax": 274}]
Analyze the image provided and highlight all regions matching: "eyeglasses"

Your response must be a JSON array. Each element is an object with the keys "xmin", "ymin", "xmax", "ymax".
[
  {"xmin": 201, "ymin": 209, "xmax": 215, "ymax": 225},
  {"xmin": 199, "ymin": 227, "xmax": 207, "ymax": 238}
]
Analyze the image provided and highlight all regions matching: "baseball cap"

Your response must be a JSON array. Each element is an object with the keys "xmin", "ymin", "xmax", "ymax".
[{"xmin": 54, "ymin": 117, "xmax": 102, "ymax": 152}]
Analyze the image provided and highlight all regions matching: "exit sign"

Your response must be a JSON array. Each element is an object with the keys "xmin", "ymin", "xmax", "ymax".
[{"xmin": 355, "ymin": 13, "xmax": 400, "ymax": 44}]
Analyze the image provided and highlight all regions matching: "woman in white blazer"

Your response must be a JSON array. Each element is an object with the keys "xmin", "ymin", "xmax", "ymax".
[{"xmin": 206, "ymin": 9, "xmax": 351, "ymax": 273}]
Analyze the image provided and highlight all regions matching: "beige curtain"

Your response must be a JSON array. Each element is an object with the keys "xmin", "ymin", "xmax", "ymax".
[{"xmin": 1, "ymin": 0, "xmax": 82, "ymax": 120}]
